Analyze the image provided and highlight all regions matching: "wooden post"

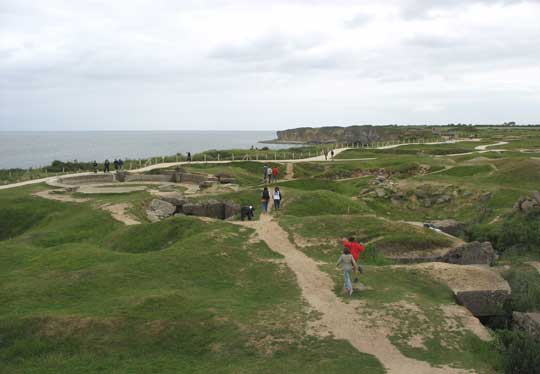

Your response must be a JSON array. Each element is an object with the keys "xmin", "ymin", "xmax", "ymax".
[
  {"xmin": 218, "ymin": 153, "xmax": 220, "ymax": 161},
  {"xmin": 232, "ymin": 153, "xmax": 235, "ymax": 161},
  {"xmin": 204, "ymin": 154, "xmax": 207, "ymax": 163}
]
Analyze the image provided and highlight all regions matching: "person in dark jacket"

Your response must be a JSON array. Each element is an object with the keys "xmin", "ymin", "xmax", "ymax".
[
  {"xmin": 104, "ymin": 159, "xmax": 110, "ymax": 173},
  {"xmin": 187, "ymin": 152, "xmax": 192, "ymax": 162},
  {"xmin": 118, "ymin": 159, "xmax": 124, "ymax": 170},
  {"xmin": 113, "ymin": 159, "xmax": 119, "ymax": 171},
  {"xmin": 93, "ymin": 160, "xmax": 98, "ymax": 173},
  {"xmin": 261, "ymin": 187, "xmax": 270, "ymax": 213},
  {"xmin": 273, "ymin": 186, "xmax": 282, "ymax": 210},
  {"xmin": 240, "ymin": 205, "xmax": 255, "ymax": 221}
]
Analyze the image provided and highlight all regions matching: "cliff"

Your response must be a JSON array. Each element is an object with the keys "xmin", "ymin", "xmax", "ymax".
[{"xmin": 276, "ymin": 125, "xmax": 434, "ymax": 144}]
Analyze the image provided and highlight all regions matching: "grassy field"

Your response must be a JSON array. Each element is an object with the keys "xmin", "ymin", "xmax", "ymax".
[
  {"xmin": 0, "ymin": 186, "xmax": 384, "ymax": 373},
  {"xmin": 3, "ymin": 126, "xmax": 540, "ymax": 373}
]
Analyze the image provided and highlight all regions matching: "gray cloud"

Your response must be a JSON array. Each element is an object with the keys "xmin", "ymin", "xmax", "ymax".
[{"xmin": 0, "ymin": 0, "xmax": 539, "ymax": 130}]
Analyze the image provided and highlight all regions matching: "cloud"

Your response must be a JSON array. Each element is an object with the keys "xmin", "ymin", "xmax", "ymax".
[{"xmin": 0, "ymin": 0, "xmax": 539, "ymax": 130}]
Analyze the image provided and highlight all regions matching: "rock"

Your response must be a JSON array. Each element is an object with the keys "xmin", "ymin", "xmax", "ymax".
[
  {"xmin": 146, "ymin": 199, "xmax": 176, "ymax": 220},
  {"xmin": 155, "ymin": 192, "xmax": 185, "ymax": 207},
  {"xmin": 430, "ymin": 219, "xmax": 465, "ymax": 237},
  {"xmin": 462, "ymin": 191, "xmax": 473, "ymax": 198},
  {"xmin": 423, "ymin": 199, "xmax": 432, "ymax": 208},
  {"xmin": 199, "ymin": 180, "xmax": 216, "ymax": 189},
  {"xmin": 115, "ymin": 171, "xmax": 128, "ymax": 182},
  {"xmin": 442, "ymin": 241, "xmax": 496, "ymax": 266},
  {"xmin": 182, "ymin": 200, "xmax": 240, "ymax": 219},
  {"xmin": 480, "ymin": 192, "xmax": 492, "ymax": 201},
  {"xmin": 436, "ymin": 195, "xmax": 451, "ymax": 204},
  {"xmin": 375, "ymin": 188, "xmax": 386, "ymax": 198},
  {"xmin": 64, "ymin": 186, "xmax": 80, "ymax": 193},
  {"xmin": 455, "ymin": 290, "xmax": 509, "ymax": 317},
  {"xmin": 532, "ymin": 191, "xmax": 540, "ymax": 203},
  {"xmin": 219, "ymin": 177, "xmax": 236, "ymax": 184},
  {"xmin": 521, "ymin": 199, "xmax": 538, "ymax": 211},
  {"xmin": 512, "ymin": 312, "xmax": 540, "ymax": 339},
  {"xmin": 224, "ymin": 201, "xmax": 241, "ymax": 218},
  {"xmin": 182, "ymin": 202, "xmax": 207, "ymax": 216}
]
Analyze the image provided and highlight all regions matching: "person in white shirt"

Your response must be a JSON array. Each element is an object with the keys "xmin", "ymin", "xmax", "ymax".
[{"xmin": 273, "ymin": 186, "xmax": 282, "ymax": 210}]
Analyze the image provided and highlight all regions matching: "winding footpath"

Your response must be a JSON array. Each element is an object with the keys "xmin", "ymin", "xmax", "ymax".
[{"xmin": 236, "ymin": 214, "xmax": 467, "ymax": 374}]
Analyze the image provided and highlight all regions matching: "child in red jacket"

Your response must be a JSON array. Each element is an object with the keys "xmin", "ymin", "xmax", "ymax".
[{"xmin": 342, "ymin": 237, "xmax": 365, "ymax": 281}]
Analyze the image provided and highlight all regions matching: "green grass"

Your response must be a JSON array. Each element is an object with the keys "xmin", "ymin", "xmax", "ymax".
[
  {"xmin": 0, "ymin": 185, "xmax": 385, "ymax": 373},
  {"xmin": 437, "ymin": 165, "xmax": 493, "ymax": 177},
  {"xmin": 279, "ymin": 215, "xmax": 452, "ymax": 263}
]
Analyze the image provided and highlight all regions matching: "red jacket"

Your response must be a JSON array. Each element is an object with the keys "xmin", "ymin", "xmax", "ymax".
[
  {"xmin": 342, "ymin": 240, "xmax": 365, "ymax": 262},
  {"xmin": 272, "ymin": 167, "xmax": 278, "ymax": 176}
]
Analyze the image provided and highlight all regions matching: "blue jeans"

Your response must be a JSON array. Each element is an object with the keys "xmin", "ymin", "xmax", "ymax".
[
  {"xmin": 262, "ymin": 201, "xmax": 269, "ymax": 213},
  {"xmin": 273, "ymin": 199, "xmax": 280, "ymax": 209},
  {"xmin": 343, "ymin": 270, "xmax": 352, "ymax": 291}
]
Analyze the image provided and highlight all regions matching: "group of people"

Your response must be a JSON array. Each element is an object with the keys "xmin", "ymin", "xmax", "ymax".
[
  {"xmin": 262, "ymin": 164, "xmax": 279, "ymax": 183},
  {"xmin": 92, "ymin": 159, "xmax": 124, "ymax": 173},
  {"xmin": 336, "ymin": 237, "xmax": 366, "ymax": 296},
  {"xmin": 261, "ymin": 186, "xmax": 282, "ymax": 213}
]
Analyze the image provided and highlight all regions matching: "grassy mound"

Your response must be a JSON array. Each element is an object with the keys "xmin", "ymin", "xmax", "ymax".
[
  {"xmin": 280, "ymin": 190, "xmax": 370, "ymax": 217},
  {"xmin": 1, "ymin": 186, "xmax": 384, "ymax": 373}
]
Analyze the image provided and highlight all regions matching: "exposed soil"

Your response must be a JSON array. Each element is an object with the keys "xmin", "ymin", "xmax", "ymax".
[
  {"xmin": 284, "ymin": 163, "xmax": 294, "ymax": 180},
  {"xmin": 32, "ymin": 189, "xmax": 90, "ymax": 203},
  {"xmin": 526, "ymin": 261, "xmax": 540, "ymax": 275},
  {"xmin": 99, "ymin": 203, "xmax": 141, "ymax": 226}
]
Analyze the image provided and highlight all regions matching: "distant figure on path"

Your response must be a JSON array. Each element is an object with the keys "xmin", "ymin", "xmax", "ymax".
[
  {"xmin": 324, "ymin": 150, "xmax": 328, "ymax": 160},
  {"xmin": 104, "ymin": 159, "xmax": 110, "ymax": 173},
  {"xmin": 240, "ymin": 205, "xmax": 255, "ymax": 221},
  {"xmin": 113, "ymin": 159, "xmax": 119, "ymax": 171},
  {"xmin": 331, "ymin": 150, "xmax": 334, "ymax": 160},
  {"xmin": 261, "ymin": 187, "xmax": 270, "ymax": 213},
  {"xmin": 93, "ymin": 160, "xmax": 98, "ymax": 173},
  {"xmin": 336, "ymin": 247, "xmax": 357, "ymax": 296},
  {"xmin": 263, "ymin": 164, "xmax": 269, "ymax": 183},
  {"xmin": 272, "ymin": 166, "xmax": 278, "ymax": 182},
  {"xmin": 342, "ymin": 237, "xmax": 366, "ymax": 281},
  {"xmin": 118, "ymin": 159, "xmax": 124, "ymax": 170},
  {"xmin": 187, "ymin": 152, "xmax": 192, "ymax": 162},
  {"xmin": 273, "ymin": 186, "xmax": 282, "ymax": 210},
  {"xmin": 267, "ymin": 166, "xmax": 273, "ymax": 183}
]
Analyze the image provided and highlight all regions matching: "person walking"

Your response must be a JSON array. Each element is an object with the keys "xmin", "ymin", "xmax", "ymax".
[
  {"xmin": 187, "ymin": 152, "xmax": 192, "ymax": 162},
  {"xmin": 331, "ymin": 149, "xmax": 335, "ymax": 160},
  {"xmin": 104, "ymin": 159, "xmax": 110, "ymax": 173},
  {"xmin": 93, "ymin": 160, "xmax": 98, "ymax": 173},
  {"xmin": 324, "ymin": 149, "xmax": 328, "ymax": 161},
  {"xmin": 261, "ymin": 187, "xmax": 270, "ymax": 213},
  {"xmin": 118, "ymin": 158, "xmax": 124, "ymax": 170},
  {"xmin": 273, "ymin": 186, "xmax": 282, "ymax": 210},
  {"xmin": 272, "ymin": 166, "xmax": 278, "ymax": 182},
  {"xmin": 267, "ymin": 166, "xmax": 273, "ymax": 183},
  {"xmin": 113, "ymin": 159, "xmax": 119, "ymax": 171},
  {"xmin": 336, "ymin": 248, "xmax": 357, "ymax": 296},
  {"xmin": 342, "ymin": 237, "xmax": 366, "ymax": 282},
  {"xmin": 263, "ymin": 164, "xmax": 269, "ymax": 183}
]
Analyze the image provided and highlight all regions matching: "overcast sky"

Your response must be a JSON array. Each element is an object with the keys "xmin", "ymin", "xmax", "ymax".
[{"xmin": 1, "ymin": 0, "xmax": 539, "ymax": 131}]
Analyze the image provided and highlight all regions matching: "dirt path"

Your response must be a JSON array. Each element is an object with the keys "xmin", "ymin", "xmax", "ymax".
[
  {"xmin": 99, "ymin": 203, "xmax": 141, "ymax": 226},
  {"xmin": 474, "ymin": 142, "xmax": 508, "ymax": 151},
  {"xmin": 284, "ymin": 163, "xmax": 294, "ymax": 180},
  {"xmin": 235, "ymin": 214, "xmax": 466, "ymax": 374}
]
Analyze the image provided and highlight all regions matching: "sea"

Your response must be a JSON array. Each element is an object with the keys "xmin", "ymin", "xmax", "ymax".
[{"xmin": 0, "ymin": 131, "xmax": 293, "ymax": 169}]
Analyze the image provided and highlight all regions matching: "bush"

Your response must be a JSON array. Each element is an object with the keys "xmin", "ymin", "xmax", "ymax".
[
  {"xmin": 502, "ymin": 269, "xmax": 540, "ymax": 312},
  {"xmin": 497, "ymin": 330, "xmax": 540, "ymax": 374}
]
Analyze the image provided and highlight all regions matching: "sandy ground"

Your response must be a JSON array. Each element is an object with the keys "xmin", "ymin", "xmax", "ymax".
[
  {"xmin": 394, "ymin": 263, "xmax": 511, "ymax": 293},
  {"xmin": 234, "ymin": 214, "xmax": 469, "ymax": 374},
  {"xmin": 32, "ymin": 190, "xmax": 90, "ymax": 203},
  {"xmin": 284, "ymin": 163, "xmax": 294, "ymax": 180},
  {"xmin": 99, "ymin": 203, "xmax": 141, "ymax": 225},
  {"xmin": 526, "ymin": 261, "xmax": 540, "ymax": 275},
  {"xmin": 474, "ymin": 142, "xmax": 509, "ymax": 151}
]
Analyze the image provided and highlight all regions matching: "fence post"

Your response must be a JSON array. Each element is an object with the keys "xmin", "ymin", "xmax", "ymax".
[
  {"xmin": 232, "ymin": 153, "xmax": 235, "ymax": 161},
  {"xmin": 274, "ymin": 152, "xmax": 277, "ymax": 160},
  {"xmin": 204, "ymin": 154, "xmax": 207, "ymax": 163},
  {"xmin": 218, "ymin": 153, "xmax": 220, "ymax": 161}
]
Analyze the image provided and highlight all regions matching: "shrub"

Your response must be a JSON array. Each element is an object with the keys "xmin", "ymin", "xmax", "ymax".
[{"xmin": 497, "ymin": 330, "xmax": 540, "ymax": 374}]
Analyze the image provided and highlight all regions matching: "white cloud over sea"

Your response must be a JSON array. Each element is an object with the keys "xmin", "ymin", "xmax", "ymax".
[{"xmin": 1, "ymin": 0, "xmax": 539, "ymax": 130}]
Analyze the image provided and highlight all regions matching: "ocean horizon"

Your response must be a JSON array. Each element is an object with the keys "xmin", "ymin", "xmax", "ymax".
[{"xmin": 0, "ymin": 131, "xmax": 291, "ymax": 169}]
